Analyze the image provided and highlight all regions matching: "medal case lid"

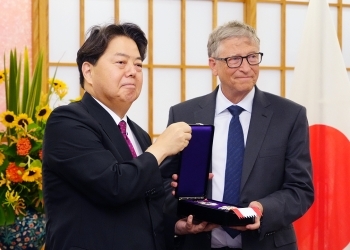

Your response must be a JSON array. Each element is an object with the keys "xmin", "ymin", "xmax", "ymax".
[{"xmin": 176, "ymin": 124, "xmax": 214, "ymax": 200}]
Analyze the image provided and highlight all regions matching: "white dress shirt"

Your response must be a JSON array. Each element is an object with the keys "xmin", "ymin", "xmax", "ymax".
[
  {"xmin": 93, "ymin": 97, "xmax": 142, "ymax": 157},
  {"xmin": 211, "ymin": 85, "xmax": 254, "ymax": 248}
]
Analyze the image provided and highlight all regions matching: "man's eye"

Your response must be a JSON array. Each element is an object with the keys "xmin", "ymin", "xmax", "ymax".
[
  {"xmin": 248, "ymin": 54, "xmax": 257, "ymax": 59},
  {"xmin": 116, "ymin": 61, "xmax": 126, "ymax": 64},
  {"xmin": 229, "ymin": 56, "xmax": 241, "ymax": 62}
]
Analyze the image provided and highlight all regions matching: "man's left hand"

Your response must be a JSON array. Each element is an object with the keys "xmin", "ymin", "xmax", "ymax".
[{"xmin": 175, "ymin": 215, "xmax": 219, "ymax": 235}]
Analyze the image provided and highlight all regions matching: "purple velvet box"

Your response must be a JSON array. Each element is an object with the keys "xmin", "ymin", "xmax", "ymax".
[{"xmin": 176, "ymin": 124, "xmax": 255, "ymax": 226}]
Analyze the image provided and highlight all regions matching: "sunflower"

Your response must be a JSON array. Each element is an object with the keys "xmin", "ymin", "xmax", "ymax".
[
  {"xmin": 0, "ymin": 110, "xmax": 17, "ymax": 128},
  {"xmin": 0, "ymin": 69, "xmax": 6, "ymax": 84},
  {"xmin": 49, "ymin": 78, "xmax": 69, "ymax": 100},
  {"xmin": 14, "ymin": 113, "xmax": 33, "ymax": 129},
  {"xmin": 22, "ymin": 167, "xmax": 42, "ymax": 182},
  {"xmin": 49, "ymin": 78, "xmax": 67, "ymax": 90},
  {"xmin": 36, "ymin": 105, "xmax": 52, "ymax": 121}
]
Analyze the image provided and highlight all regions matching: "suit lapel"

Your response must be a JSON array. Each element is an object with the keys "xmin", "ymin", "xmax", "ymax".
[
  {"xmin": 241, "ymin": 87, "xmax": 273, "ymax": 189},
  {"xmin": 81, "ymin": 93, "xmax": 133, "ymax": 161},
  {"xmin": 193, "ymin": 87, "xmax": 218, "ymax": 125}
]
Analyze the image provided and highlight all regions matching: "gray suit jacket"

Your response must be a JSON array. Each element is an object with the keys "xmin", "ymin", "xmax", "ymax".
[{"xmin": 161, "ymin": 86, "xmax": 314, "ymax": 250}]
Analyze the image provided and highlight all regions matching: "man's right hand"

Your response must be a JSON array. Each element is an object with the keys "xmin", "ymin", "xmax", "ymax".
[{"xmin": 146, "ymin": 122, "xmax": 192, "ymax": 164}]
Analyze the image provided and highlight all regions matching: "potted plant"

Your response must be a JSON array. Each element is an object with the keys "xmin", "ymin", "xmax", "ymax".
[{"xmin": 0, "ymin": 48, "xmax": 70, "ymax": 249}]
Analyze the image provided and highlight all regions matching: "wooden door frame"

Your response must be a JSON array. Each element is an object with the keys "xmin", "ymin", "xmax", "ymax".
[{"xmin": 32, "ymin": 0, "xmax": 49, "ymax": 93}]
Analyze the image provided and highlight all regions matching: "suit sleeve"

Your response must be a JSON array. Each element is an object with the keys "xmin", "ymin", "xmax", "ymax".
[{"xmin": 257, "ymin": 106, "xmax": 314, "ymax": 238}]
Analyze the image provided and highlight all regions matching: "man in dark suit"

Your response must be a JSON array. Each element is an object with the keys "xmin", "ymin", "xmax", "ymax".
[
  {"xmin": 162, "ymin": 21, "xmax": 314, "ymax": 250},
  {"xmin": 43, "ymin": 23, "xmax": 211, "ymax": 250}
]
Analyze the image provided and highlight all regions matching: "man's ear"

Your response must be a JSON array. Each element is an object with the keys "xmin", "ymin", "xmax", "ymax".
[
  {"xmin": 82, "ymin": 62, "xmax": 93, "ymax": 85},
  {"xmin": 209, "ymin": 58, "xmax": 218, "ymax": 76}
]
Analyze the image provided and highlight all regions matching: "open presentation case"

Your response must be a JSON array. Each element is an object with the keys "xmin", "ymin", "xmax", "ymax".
[{"xmin": 176, "ymin": 124, "xmax": 259, "ymax": 226}]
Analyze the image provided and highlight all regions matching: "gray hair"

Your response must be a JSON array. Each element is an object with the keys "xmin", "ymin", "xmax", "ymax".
[{"xmin": 207, "ymin": 20, "xmax": 260, "ymax": 57}]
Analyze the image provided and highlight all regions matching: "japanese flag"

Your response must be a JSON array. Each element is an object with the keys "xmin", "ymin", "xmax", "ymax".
[{"xmin": 288, "ymin": 0, "xmax": 350, "ymax": 249}]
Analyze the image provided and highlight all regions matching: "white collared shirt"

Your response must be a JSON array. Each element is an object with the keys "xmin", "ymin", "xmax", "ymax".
[
  {"xmin": 211, "ymin": 85, "xmax": 255, "ymax": 248},
  {"xmin": 93, "ymin": 98, "xmax": 142, "ymax": 157}
]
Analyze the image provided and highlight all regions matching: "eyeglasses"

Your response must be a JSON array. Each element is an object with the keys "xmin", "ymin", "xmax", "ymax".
[{"xmin": 213, "ymin": 52, "xmax": 263, "ymax": 68}]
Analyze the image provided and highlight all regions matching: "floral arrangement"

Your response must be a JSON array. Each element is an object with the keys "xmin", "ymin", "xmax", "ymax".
[{"xmin": 0, "ymin": 48, "xmax": 77, "ymax": 226}]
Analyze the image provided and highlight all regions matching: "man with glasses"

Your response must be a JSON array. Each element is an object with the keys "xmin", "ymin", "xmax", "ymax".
[{"xmin": 162, "ymin": 21, "xmax": 314, "ymax": 250}]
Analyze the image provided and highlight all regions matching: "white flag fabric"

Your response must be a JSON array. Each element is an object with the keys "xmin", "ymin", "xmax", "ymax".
[{"xmin": 288, "ymin": 0, "xmax": 350, "ymax": 249}]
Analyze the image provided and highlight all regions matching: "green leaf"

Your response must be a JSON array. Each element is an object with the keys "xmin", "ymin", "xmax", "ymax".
[
  {"xmin": 0, "ymin": 160, "xmax": 9, "ymax": 172},
  {"xmin": 2, "ymin": 206, "xmax": 16, "ymax": 226},
  {"xmin": 4, "ymin": 48, "xmax": 44, "ymax": 120},
  {"xmin": 0, "ymin": 189, "xmax": 16, "ymax": 226},
  {"xmin": 26, "ymin": 52, "xmax": 43, "ymax": 119},
  {"xmin": 30, "ymin": 159, "xmax": 42, "ymax": 168},
  {"xmin": 0, "ymin": 206, "xmax": 6, "ymax": 226},
  {"xmin": 30, "ymin": 141, "xmax": 43, "ymax": 154},
  {"xmin": 27, "ymin": 122, "xmax": 40, "ymax": 130},
  {"xmin": 3, "ymin": 144, "xmax": 18, "ymax": 158},
  {"xmin": 21, "ymin": 48, "xmax": 30, "ymax": 114},
  {"xmin": 15, "ymin": 157, "xmax": 27, "ymax": 167},
  {"xmin": 7, "ymin": 50, "xmax": 19, "ymax": 113}
]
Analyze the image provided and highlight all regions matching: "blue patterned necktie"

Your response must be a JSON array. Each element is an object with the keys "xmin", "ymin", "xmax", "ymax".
[{"xmin": 222, "ymin": 105, "xmax": 245, "ymax": 239}]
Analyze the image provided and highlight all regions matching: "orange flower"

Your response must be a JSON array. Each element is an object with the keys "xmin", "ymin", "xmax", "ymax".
[
  {"xmin": 6, "ymin": 162, "xmax": 24, "ymax": 183},
  {"xmin": 17, "ymin": 137, "xmax": 32, "ymax": 156},
  {"xmin": 39, "ymin": 149, "xmax": 43, "ymax": 160}
]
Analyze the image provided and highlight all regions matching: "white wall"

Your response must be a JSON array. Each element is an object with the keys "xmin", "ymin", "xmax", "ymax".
[{"xmin": 48, "ymin": 0, "xmax": 350, "ymax": 137}]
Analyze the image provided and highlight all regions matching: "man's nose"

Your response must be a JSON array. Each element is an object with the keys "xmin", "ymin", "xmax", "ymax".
[{"xmin": 125, "ymin": 62, "xmax": 137, "ymax": 77}]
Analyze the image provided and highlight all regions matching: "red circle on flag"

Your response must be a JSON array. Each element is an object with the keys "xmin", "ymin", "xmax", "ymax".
[{"xmin": 294, "ymin": 125, "xmax": 350, "ymax": 250}]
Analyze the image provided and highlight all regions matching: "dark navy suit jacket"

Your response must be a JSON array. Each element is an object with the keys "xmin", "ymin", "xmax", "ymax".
[
  {"xmin": 43, "ymin": 92, "xmax": 172, "ymax": 250},
  {"xmin": 161, "ymin": 86, "xmax": 314, "ymax": 250}
]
